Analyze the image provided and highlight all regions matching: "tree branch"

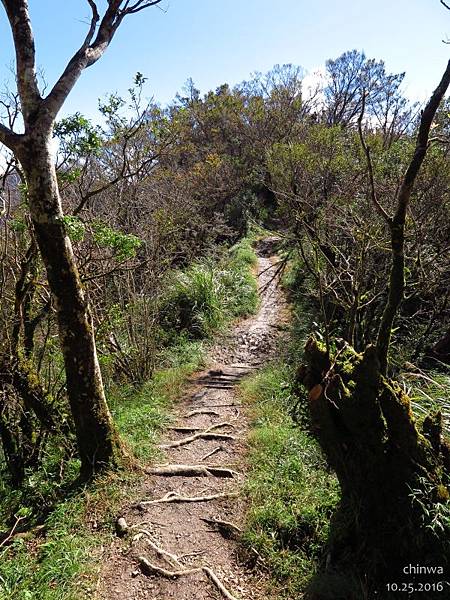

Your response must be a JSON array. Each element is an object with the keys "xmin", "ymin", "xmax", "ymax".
[
  {"xmin": 1, "ymin": 0, "xmax": 41, "ymax": 120},
  {"xmin": 0, "ymin": 123, "xmax": 21, "ymax": 152},
  {"xmin": 357, "ymin": 92, "xmax": 392, "ymax": 225},
  {"xmin": 376, "ymin": 59, "xmax": 450, "ymax": 375},
  {"xmin": 42, "ymin": 1, "xmax": 162, "ymax": 121},
  {"xmin": 395, "ymin": 59, "xmax": 450, "ymax": 223}
]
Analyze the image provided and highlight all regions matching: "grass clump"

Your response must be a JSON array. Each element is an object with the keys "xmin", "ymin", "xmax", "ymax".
[
  {"xmin": 404, "ymin": 368, "xmax": 450, "ymax": 440},
  {"xmin": 240, "ymin": 365, "xmax": 339, "ymax": 598},
  {"xmin": 160, "ymin": 237, "xmax": 259, "ymax": 341}
]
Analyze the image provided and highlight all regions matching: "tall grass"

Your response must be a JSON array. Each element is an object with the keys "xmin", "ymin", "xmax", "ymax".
[
  {"xmin": 240, "ymin": 365, "xmax": 340, "ymax": 599},
  {"xmin": 402, "ymin": 367, "xmax": 450, "ymax": 439},
  {"xmin": 159, "ymin": 238, "xmax": 259, "ymax": 340}
]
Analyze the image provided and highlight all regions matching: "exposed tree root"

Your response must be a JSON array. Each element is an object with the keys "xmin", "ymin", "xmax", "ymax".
[
  {"xmin": 136, "ymin": 490, "xmax": 235, "ymax": 508},
  {"xmin": 200, "ymin": 517, "xmax": 241, "ymax": 540},
  {"xmin": 185, "ymin": 409, "xmax": 221, "ymax": 418},
  {"xmin": 160, "ymin": 432, "xmax": 235, "ymax": 446},
  {"xmin": 138, "ymin": 556, "xmax": 199, "ymax": 578},
  {"xmin": 200, "ymin": 446, "xmax": 224, "ymax": 461},
  {"xmin": 136, "ymin": 517, "xmax": 240, "ymax": 599},
  {"xmin": 160, "ymin": 422, "xmax": 235, "ymax": 448},
  {"xmin": 145, "ymin": 464, "xmax": 239, "ymax": 478},
  {"xmin": 136, "ymin": 529, "xmax": 182, "ymax": 568},
  {"xmin": 138, "ymin": 557, "xmax": 239, "ymax": 600},
  {"xmin": 203, "ymin": 566, "xmax": 239, "ymax": 600}
]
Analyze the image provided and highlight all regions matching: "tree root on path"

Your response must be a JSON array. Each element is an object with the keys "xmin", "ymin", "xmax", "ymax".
[
  {"xmin": 200, "ymin": 446, "xmax": 224, "ymax": 461},
  {"xmin": 136, "ymin": 490, "xmax": 236, "ymax": 508},
  {"xmin": 203, "ymin": 566, "xmax": 239, "ymax": 600},
  {"xmin": 139, "ymin": 557, "xmax": 239, "ymax": 599},
  {"xmin": 185, "ymin": 409, "xmax": 221, "ymax": 418},
  {"xmin": 200, "ymin": 517, "xmax": 241, "ymax": 540},
  {"xmin": 160, "ymin": 422, "xmax": 235, "ymax": 449},
  {"xmin": 145, "ymin": 464, "xmax": 239, "ymax": 478},
  {"xmin": 138, "ymin": 556, "xmax": 199, "ymax": 579},
  {"xmin": 136, "ymin": 530, "xmax": 240, "ymax": 598},
  {"xmin": 134, "ymin": 529, "xmax": 181, "ymax": 568}
]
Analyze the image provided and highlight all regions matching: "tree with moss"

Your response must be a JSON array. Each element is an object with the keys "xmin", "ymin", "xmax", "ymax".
[
  {"xmin": 298, "ymin": 61, "xmax": 450, "ymax": 598},
  {"xmin": 0, "ymin": 0, "xmax": 162, "ymax": 478}
]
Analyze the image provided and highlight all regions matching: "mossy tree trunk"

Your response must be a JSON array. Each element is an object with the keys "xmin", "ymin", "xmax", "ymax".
[
  {"xmin": 299, "ymin": 61, "xmax": 450, "ymax": 597},
  {"xmin": 0, "ymin": 0, "xmax": 162, "ymax": 477},
  {"xmin": 17, "ymin": 134, "xmax": 123, "ymax": 477},
  {"xmin": 299, "ymin": 338, "xmax": 450, "ymax": 594}
]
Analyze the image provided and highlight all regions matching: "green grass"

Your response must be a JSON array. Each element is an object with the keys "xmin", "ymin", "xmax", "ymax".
[
  {"xmin": 240, "ymin": 365, "xmax": 340, "ymax": 599},
  {"xmin": 0, "ymin": 469, "xmax": 131, "ymax": 600},
  {"xmin": 110, "ymin": 341, "xmax": 205, "ymax": 461},
  {"xmin": 159, "ymin": 237, "xmax": 259, "ymax": 341},
  {"xmin": 0, "ymin": 235, "xmax": 260, "ymax": 600},
  {"xmin": 403, "ymin": 369, "xmax": 450, "ymax": 440}
]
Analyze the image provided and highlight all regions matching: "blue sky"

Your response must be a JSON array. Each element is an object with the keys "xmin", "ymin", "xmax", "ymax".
[{"xmin": 0, "ymin": 0, "xmax": 449, "ymax": 121}]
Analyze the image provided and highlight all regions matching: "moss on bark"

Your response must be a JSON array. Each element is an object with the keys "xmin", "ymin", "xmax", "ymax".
[{"xmin": 298, "ymin": 338, "xmax": 450, "ymax": 598}]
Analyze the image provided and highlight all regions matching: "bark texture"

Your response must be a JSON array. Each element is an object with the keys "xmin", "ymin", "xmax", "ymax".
[
  {"xmin": 298, "ymin": 338, "xmax": 450, "ymax": 598},
  {"xmin": 0, "ymin": 1, "xmax": 161, "ymax": 476},
  {"xmin": 17, "ymin": 135, "xmax": 123, "ymax": 476}
]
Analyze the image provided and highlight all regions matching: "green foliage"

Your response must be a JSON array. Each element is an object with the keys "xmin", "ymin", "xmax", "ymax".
[
  {"xmin": 57, "ymin": 168, "xmax": 82, "ymax": 184},
  {"xmin": 9, "ymin": 217, "xmax": 27, "ymax": 233},
  {"xmin": 240, "ymin": 365, "xmax": 339, "ymax": 598},
  {"xmin": 92, "ymin": 221, "xmax": 142, "ymax": 261},
  {"xmin": 109, "ymin": 345, "xmax": 204, "ymax": 461},
  {"xmin": 54, "ymin": 113, "xmax": 102, "ymax": 157},
  {"xmin": 62, "ymin": 215, "xmax": 86, "ymax": 242}
]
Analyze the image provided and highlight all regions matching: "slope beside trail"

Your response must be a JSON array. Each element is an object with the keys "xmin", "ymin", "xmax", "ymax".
[{"xmin": 98, "ymin": 240, "xmax": 288, "ymax": 600}]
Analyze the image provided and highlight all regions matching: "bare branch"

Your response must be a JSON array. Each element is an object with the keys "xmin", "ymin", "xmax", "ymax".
[
  {"xmin": 396, "ymin": 59, "xmax": 450, "ymax": 223},
  {"xmin": 43, "ymin": 0, "xmax": 162, "ymax": 121},
  {"xmin": 83, "ymin": 1, "xmax": 100, "ymax": 49},
  {"xmin": 0, "ymin": 0, "xmax": 41, "ymax": 119},
  {"xmin": 376, "ymin": 59, "xmax": 450, "ymax": 374},
  {"xmin": 357, "ymin": 92, "xmax": 392, "ymax": 225},
  {"xmin": 122, "ymin": 1, "xmax": 163, "ymax": 14}
]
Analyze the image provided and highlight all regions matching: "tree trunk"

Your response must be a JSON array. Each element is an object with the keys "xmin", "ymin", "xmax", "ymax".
[
  {"xmin": 298, "ymin": 338, "xmax": 450, "ymax": 599},
  {"xmin": 18, "ymin": 131, "xmax": 124, "ymax": 477}
]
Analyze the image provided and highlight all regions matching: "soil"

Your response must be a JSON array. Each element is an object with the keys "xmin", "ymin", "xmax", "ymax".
[{"xmin": 97, "ymin": 244, "xmax": 288, "ymax": 600}]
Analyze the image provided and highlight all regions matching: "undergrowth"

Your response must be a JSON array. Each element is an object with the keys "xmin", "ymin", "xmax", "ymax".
[
  {"xmin": 0, "ymin": 236, "xmax": 259, "ymax": 600},
  {"xmin": 159, "ymin": 237, "xmax": 258, "ymax": 340},
  {"xmin": 240, "ymin": 364, "xmax": 340, "ymax": 599}
]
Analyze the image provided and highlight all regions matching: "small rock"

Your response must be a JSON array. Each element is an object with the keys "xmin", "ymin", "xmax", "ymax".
[{"xmin": 116, "ymin": 517, "xmax": 129, "ymax": 537}]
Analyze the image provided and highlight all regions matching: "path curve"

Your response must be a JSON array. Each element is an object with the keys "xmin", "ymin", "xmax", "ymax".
[{"xmin": 98, "ymin": 244, "xmax": 286, "ymax": 600}]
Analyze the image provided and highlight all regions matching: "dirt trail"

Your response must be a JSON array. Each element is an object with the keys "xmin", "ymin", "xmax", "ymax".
[{"xmin": 98, "ymin": 241, "xmax": 287, "ymax": 600}]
